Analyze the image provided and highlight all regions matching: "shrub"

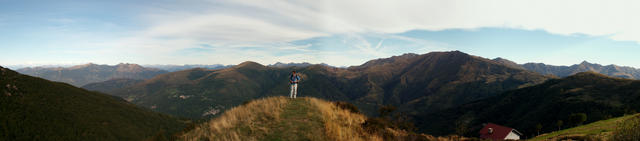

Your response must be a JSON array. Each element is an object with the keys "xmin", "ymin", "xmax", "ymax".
[
  {"xmin": 334, "ymin": 101, "xmax": 360, "ymax": 114},
  {"xmin": 378, "ymin": 105, "xmax": 396, "ymax": 117},
  {"xmin": 611, "ymin": 116, "xmax": 640, "ymax": 141},
  {"xmin": 569, "ymin": 113, "xmax": 587, "ymax": 126},
  {"xmin": 362, "ymin": 117, "xmax": 391, "ymax": 134},
  {"xmin": 361, "ymin": 106, "xmax": 424, "ymax": 140}
]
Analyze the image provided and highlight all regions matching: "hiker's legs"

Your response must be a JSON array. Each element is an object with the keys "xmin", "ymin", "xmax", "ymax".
[
  {"xmin": 293, "ymin": 84, "xmax": 298, "ymax": 98},
  {"xmin": 289, "ymin": 84, "xmax": 294, "ymax": 98}
]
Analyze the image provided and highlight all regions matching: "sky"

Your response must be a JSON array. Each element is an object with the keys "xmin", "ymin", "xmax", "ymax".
[{"xmin": 1, "ymin": 0, "xmax": 640, "ymax": 68}]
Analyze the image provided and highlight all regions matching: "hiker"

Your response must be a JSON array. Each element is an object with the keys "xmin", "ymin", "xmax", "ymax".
[{"xmin": 289, "ymin": 70, "xmax": 301, "ymax": 99}]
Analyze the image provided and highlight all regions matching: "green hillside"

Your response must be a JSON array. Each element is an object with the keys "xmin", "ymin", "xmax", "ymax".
[
  {"xmin": 0, "ymin": 66, "xmax": 185, "ymax": 140},
  {"xmin": 531, "ymin": 114, "xmax": 639, "ymax": 141},
  {"xmin": 419, "ymin": 72, "xmax": 640, "ymax": 136}
]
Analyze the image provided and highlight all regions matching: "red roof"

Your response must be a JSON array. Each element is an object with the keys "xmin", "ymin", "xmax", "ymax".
[{"xmin": 479, "ymin": 123, "xmax": 521, "ymax": 140}]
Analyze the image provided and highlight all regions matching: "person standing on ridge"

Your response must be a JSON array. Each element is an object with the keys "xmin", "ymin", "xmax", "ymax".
[{"xmin": 289, "ymin": 70, "xmax": 301, "ymax": 99}]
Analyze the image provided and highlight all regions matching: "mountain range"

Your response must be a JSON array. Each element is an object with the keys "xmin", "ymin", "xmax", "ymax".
[
  {"xmin": 16, "ymin": 63, "xmax": 168, "ymax": 87},
  {"xmin": 521, "ymin": 61, "xmax": 640, "ymax": 79},
  {"xmin": 99, "ymin": 51, "xmax": 549, "ymax": 122},
  {"xmin": 8, "ymin": 50, "xmax": 640, "ymax": 139},
  {"xmin": 0, "ymin": 66, "xmax": 185, "ymax": 140},
  {"xmin": 491, "ymin": 57, "xmax": 640, "ymax": 80},
  {"xmin": 20, "ymin": 55, "xmax": 639, "ymax": 91}
]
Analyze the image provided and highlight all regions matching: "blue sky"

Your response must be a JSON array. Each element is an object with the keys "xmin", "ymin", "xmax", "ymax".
[{"xmin": 1, "ymin": 0, "xmax": 640, "ymax": 68}]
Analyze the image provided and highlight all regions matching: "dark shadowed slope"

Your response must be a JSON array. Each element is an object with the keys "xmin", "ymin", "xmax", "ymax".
[
  {"xmin": 419, "ymin": 72, "xmax": 640, "ymax": 137},
  {"xmin": 17, "ymin": 63, "xmax": 168, "ymax": 86},
  {"xmin": 0, "ymin": 66, "xmax": 185, "ymax": 141},
  {"xmin": 347, "ymin": 51, "xmax": 550, "ymax": 116},
  {"xmin": 81, "ymin": 78, "xmax": 144, "ymax": 94}
]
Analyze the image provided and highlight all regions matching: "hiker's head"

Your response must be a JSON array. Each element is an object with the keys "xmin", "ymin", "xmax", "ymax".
[{"xmin": 291, "ymin": 70, "xmax": 296, "ymax": 74}]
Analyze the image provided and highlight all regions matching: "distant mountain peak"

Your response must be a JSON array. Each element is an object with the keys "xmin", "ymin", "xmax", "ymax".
[
  {"xmin": 235, "ymin": 61, "xmax": 265, "ymax": 68},
  {"xmin": 358, "ymin": 52, "xmax": 437, "ymax": 68},
  {"xmin": 579, "ymin": 60, "xmax": 593, "ymax": 65},
  {"xmin": 433, "ymin": 51, "xmax": 473, "ymax": 59},
  {"xmin": 449, "ymin": 50, "xmax": 467, "ymax": 54},
  {"xmin": 117, "ymin": 62, "xmax": 135, "ymax": 66},
  {"xmin": 399, "ymin": 52, "xmax": 419, "ymax": 57},
  {"xmin": 116, "ymin": 63, "xmax": 149, "ymax": 72},
  {"xmin": 69, "ymin": 63, "xmax": 100, "ymax": 69},
  {"xmin": 116, "ymin": 63, "xmax": 142, "ymax": 67}
]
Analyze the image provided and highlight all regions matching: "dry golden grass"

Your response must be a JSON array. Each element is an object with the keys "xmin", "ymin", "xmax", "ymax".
[
  {"xmin": 307, "ymin": 97, "xmax": 382, "ymax": 141},
  {"xmin": 180, "ymin": 97, "xmax": 388, "ymax": 141},
  {"xmin": 180, "ymin": 96, "xmax": 468, "ymax": 141},
  {"xmin": 181, "ymin": 96, "xmax": 290, "ymax": 141}
]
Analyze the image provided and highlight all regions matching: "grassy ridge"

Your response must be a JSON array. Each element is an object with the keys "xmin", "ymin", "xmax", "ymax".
[
  {"xmin": 180, "ymin": 96, "xmax": 474, "ymax": 141},
  {"xmin": 180, "ymin": 97, "xmax": 380, "ymax": 141},
  {"xmin": 530, "ymin": 114, "xmax": 640, "ymax": 141},
  {"xmin": 262, "ymin": 98, "xmax": 327, "ymax": 140}
]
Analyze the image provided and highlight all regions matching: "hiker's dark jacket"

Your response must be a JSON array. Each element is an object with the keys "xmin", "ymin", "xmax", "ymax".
[{"xmin": 290, "ymin": 74, "xmax": 300, "ymax": 84}]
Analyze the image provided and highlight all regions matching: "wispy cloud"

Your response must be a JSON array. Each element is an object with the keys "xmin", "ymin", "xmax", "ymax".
[{"xmin": 2, "ymin": 0, "xmax": 640, "ymax": 67}]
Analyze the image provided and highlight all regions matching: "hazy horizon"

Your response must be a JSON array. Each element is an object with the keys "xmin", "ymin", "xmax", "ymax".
[{"xmin": 4, "ymin": 49, "xmax": 640, "ymax": 70}]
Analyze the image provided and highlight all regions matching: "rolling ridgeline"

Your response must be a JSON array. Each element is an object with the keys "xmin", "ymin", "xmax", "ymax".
[
  {"xmin": 96, "ymin": 51, "xmax": 549, "ymax": 120},
  {"xmin": 16, "ymin": 63, "xmax": 168, "ymax": 87},
  {"xmin": 5, "ymin": 50, "xmax": 640, "ymax": 140}
]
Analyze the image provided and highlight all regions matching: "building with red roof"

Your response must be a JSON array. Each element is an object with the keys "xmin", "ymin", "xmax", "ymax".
[{"xmin": 479, "ymin": 123, "xmax": 523, "ymax": 140}]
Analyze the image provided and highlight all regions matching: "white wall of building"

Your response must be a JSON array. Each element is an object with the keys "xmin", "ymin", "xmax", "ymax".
[{"xmin": 504, "ymin": 130, "xmax": 520, "ymax": 140}]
